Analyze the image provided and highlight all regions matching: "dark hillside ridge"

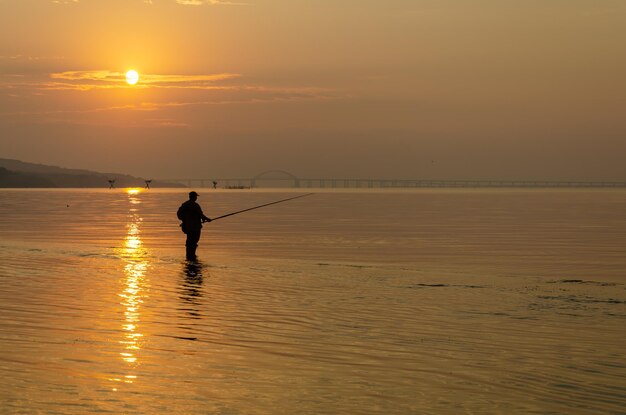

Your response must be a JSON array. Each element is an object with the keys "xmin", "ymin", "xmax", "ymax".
[
  {"xmin": 0, "ymin": 167, "xmax": 55, "ymax": 187},
  {"xmin": 0, "ymin": 159, "xmax": 183, "ymax": 188}
]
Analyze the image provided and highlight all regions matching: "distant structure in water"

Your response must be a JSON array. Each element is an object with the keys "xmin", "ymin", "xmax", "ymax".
[
  {"xmin": 145, "ymin": 179, "xmax": 152, "ymax": 189},
  {"xmin": 108, "ymin": 179, "xmax": 116, "ymax": 189},
  {"xmin": 159, "ymin": 171, "xmax": 626, "ymax": 189}
]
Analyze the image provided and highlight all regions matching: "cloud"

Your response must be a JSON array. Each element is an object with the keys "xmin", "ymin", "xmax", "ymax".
[
  {"xmin": 0, "ymin": 55, "xmax": 65, "ymax": 62},
  {"xmin": 42, "ymin": 70, "xmax": 241, "ymax": 90},
  {"xmin": 49, "ymin": 0, "xmax": 247, "ymax": 5},
  {"xmin": 143, "ymin": 118, "xmax": 190, "ymax": 127},
  {"xmin": 175, "ymin": 0, "xmax": 248, "ymax": 5},
  {"xmin": 1, "ymin": 86, "xmax": 343, "ymax": 116},
  {"xmin": 51, "ymin": 70, "xmax": 239, "ymax": 83},
  {"xmin": 0, "ymin": 67, "xmax": 346, "ymax": 128},
  {"xmin": 0, "ymin": 69, "xmax": 341, "ymax": 99},
  {"xmin": 4, "ymin": 116, "xmax": 190, "ymax": 129},
  {"xmin": 0, "ymin": 74, "xmax": 345, "ymax": 128}
]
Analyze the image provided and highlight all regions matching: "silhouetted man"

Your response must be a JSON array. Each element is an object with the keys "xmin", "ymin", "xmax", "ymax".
[{"xmin": 177, "ymin": 191, "xmax": 211, "ymax": 260}]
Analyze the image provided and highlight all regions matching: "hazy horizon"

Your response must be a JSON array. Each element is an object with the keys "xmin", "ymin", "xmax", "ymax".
[{"xmin": 1, "ymin": 1, "xmax": 625, "ymax": 180}]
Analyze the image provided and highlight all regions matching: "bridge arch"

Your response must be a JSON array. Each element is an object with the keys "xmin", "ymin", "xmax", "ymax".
[{"xmin": 251, "ymin": 170, "xmax": 300, "ymax": 188}]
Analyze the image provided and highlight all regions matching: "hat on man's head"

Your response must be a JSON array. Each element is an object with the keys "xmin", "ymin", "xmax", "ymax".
[{"xmin": 189, "ymin": 191, "xmax": 199, "ymax": 198}]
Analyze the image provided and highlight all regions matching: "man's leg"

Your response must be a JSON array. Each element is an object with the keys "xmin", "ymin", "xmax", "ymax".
[{"xmin": 185, "ymin": 230, "xmax": 201, "ymax": 260}]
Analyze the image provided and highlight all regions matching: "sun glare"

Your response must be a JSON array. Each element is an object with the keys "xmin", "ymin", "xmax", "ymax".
[{"xmin": 126, "ymin": 70, "xmax": 139, "ymax": 85}]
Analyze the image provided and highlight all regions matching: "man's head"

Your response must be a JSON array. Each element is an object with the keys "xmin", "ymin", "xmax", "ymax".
[{"xmin": 189, "ymin": 191, "xmax": 198, "ymax": 201}]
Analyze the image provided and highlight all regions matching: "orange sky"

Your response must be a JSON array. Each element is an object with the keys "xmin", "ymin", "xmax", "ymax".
[{"xmin": 1, "ymin": 0, "xmax": 625, "ymax": 180}]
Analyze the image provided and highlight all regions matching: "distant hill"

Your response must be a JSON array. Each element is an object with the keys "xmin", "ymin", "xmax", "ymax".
[
  {"xmin": 0, "ymin": 167, "xmax": 56, "ymax": 187},
  {"xmin": 0, "ymin": 158, "xmax": 184, "ymax": 188}
]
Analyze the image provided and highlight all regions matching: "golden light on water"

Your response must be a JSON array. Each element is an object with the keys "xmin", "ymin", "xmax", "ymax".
[
  {"xmin": 125, "ymin": 70, "xmax": 139, "ymax": 85},
  {"xmin": 124, "ymin": 224, "xmax": 142, "ymax": 250},
  {"xmin": 112, "ymin": 190, "xmax": 149, "ymax": 387}
]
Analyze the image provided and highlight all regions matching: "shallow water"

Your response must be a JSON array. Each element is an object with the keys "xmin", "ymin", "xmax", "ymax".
[{"xmin": 0, "ymin": 188, "xmax": 624, "ymax": 414}]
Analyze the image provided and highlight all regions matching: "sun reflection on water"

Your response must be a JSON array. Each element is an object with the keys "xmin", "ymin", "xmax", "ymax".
[
  {"xmin": 126, "ymin": 187, "xmax": 143, "ymax": 196},
  {"xmin": 111, "ymin": 191, "xmax": 149, "ymax": 387}
]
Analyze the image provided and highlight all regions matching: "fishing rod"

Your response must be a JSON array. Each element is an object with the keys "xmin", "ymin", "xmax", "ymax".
[{"xmin": 207, "ymin": 193, "xmax": 314, "ymax": 222}]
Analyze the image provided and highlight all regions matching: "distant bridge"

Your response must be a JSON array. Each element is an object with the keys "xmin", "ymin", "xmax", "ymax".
[{"xmin": 160, "ymin": 170, "xmax": 626, "ymax": 189}]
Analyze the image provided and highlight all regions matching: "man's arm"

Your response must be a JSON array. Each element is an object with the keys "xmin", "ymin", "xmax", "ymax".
[{"xmin": 197, "ymin": 204, "xmax": 211, "ymax": 222}]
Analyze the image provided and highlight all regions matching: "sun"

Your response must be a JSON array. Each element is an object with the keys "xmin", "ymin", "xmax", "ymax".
[{"xmin": 126, "ymin": 70, "xmax": 139, "ymax": 85}]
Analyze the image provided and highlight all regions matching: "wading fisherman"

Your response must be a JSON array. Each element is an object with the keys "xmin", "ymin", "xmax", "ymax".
[{"xmin": 177, "ymin": 191, "xmax": 211, "ymax": 260}]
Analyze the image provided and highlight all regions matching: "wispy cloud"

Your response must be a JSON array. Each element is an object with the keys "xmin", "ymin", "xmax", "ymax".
[
  {"xmin": 0, "ymin": 55, "xmax": 65, "ymax": 62},
  {"xmin": 143, "ymin": 118, "xmax": 190, "ymax": 127},
  {"xmin": 41, "ymin": 70, "xmax": 241, "ymax": 91},
  {"xmin": 50, "ymin": 70, "xmax": 239, "ymax": 83},
  {"xmin": 0, "ymin": 69, "xmax": 340, "ymax": 98},
  {"xmin": 0, "ymin": 67, "xmax": 346, "ymax": 128},
  {"xmin": 0, "ymin": 80, "xmax": 345, "ymax": 128},
  {"xmin": 175, "ymin": 0, "xmax": 248, "ymax": 5},
  {"xmin": 50, "ymin": 0, "xmax": 247, "ymax": 5},
  {"xmin": 1, "ymin": 87, "xmax": 343, "ymax": 116},
  {"xmin": 4, "ymin": 116, "xmax": 190, "ymax": 129}
]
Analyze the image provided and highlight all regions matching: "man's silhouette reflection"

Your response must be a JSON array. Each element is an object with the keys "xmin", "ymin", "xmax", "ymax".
[
  {"xmin": 183, "ymin": 260, "xmax": 204, "ymax": 288},
  {"xmin": 177, "ymin": 260, "xmax": 207, "ymax": 340}
]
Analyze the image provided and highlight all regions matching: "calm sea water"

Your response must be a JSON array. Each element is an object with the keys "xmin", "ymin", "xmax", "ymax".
[{"xmin": 0, "ymin": 188, "xmax": 624, "ymax": 414}]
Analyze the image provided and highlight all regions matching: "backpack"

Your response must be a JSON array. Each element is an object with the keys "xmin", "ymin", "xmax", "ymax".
[{"xmin": 177, "ymin": 205, "xmax": 187, "ymax": 233}]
